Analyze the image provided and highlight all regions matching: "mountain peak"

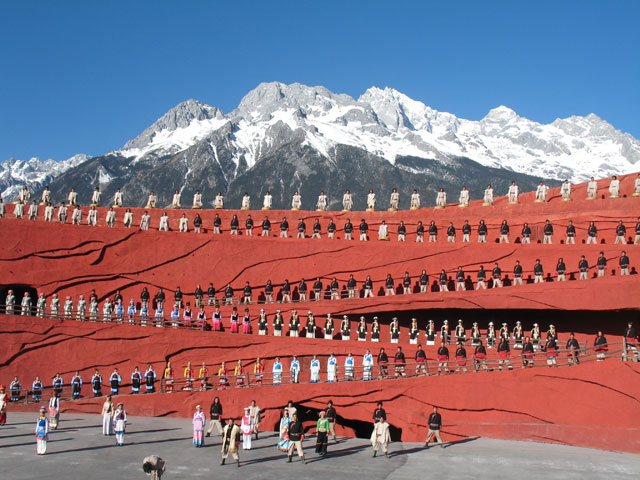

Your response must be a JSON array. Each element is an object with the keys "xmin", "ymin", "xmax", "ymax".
[
  {"xmin": 235, "ymin": 82, "xmax": 354, "ymax": 118},
  {"xmin": 483, "ymin": 105, "xmax": 518, "ymax": 122},
  {"xmin": 124, "ymin": 99, "xmax": 223, "ymax": 151}
]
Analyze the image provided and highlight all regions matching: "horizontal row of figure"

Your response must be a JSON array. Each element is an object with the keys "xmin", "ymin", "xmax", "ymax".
[
  {"xmin": 6, "ymin": 174, "xmax": 639, "ymax": 213},
  {"xmin": 6, "ymin": 200, "xmax": 640, "ymax": 246},
  {"xmin": 4, "ymin": 250, "xmax": 633, "ymax": 321},
  {"xmin": 7, "ymin": 324, "xmax": 637, "ymax": 405}
]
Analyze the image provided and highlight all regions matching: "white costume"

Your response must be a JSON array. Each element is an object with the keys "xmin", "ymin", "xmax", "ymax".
[
  {"xmin": 634, "ymin": 176, "xmax": 640, "ymax": 195},
  {"xmin": 535, "ymin": 183, "xmax": 548, "ymax": 202},
  {"xmin": 484, "ymin": 187, "xmax": 494, "ymax": 205},
  {"xmin": 410, "ymin": 192, "xmax": 420, "ymax": 209},
  {"xmin": 159, "ymin": 214, "xmax": 169, "ymax": 231},
  {"xmin": 342, "ymin": 192, "xmax": 353, "ymax": 210},
  {"xmin": 105, "ymin": 209, "xmax": 116, "ymax": 227},
  {"xmin": 147, "ymin": 193, "xmax": 157, "ymax": 208},
  {"xmin": 87, "ymin": 207, "xmax": 98, "ymax": 226},
  {"xmin": 113, "ymin": 190, "xmax": 123, "ymax": 206},
  {"xmin": 72, "ymin": 207, "xmax": 82, "ymax": 224},
  {"xmin": 458, "ymin": 188, "xmax": 469, "ymax": 206},
  {"xmin": 390, "ymin": 191, "xmax": 399, "ymax": 210},
  {"xmin": 436, "ymin": 190, "xmax": 446, "ymax": 207},
  {"xmin": 291, "ymin": 193, "xmax": 302, "ymax": 210},
  {"xmin": 192, "ymin": 192, "xmax": 203, "ymax": 208},
  {"xmin": 179, "ymin": 216, "xmax": 189, "ymax": 232},
  {"xmin": 327, "ymin": 355, "xmax": 337, "ymax": 382},
  {"xmin": 508, "ymin": 184, "xmax": 519, "ymax": 203},
  {"xmin": 609, "ymin": 178, "xmax": 620, "ymax": 197},
  {"xmin": 41, "ymin": 189, "xmax": 51, "ymax": 204},
  {"xmin": 378, "ymin": 223, "xmax": 388, "ymax": 240},
  {"xmin": 241, "ymin": 413, "xmax": 254, "ymax": 450},
  {"xmin": 123, "ymin": 210, "xmax": 133, "ymax": 228},
  {"xmin": 214, "ymin": 194, "xmax": 224, "ymax": 209},
  {"xmin": 587, "ymin": 179, "xmax": 598, "ymax": 198},
  {"xmin": 57, "ymin": 205, "xmax": 68, "ymax": 223},
  {"xmin": 367, "ymin": 192, "xmax": 376, "ymax": 210},
  {"xmin": 67, "ymin": 190, "xmax": 77, "ymax": 205},
  {"xmin": 561, "ymin": 181, "xmax": 571, "ymax": 200},
  {"xmin": 172, "ymin": 192, "xmax": 181, "ymax": 208},
  {"xmin": 140, "ymin": 213, "xmax": 150, "ymax": 230},
  {"xmin": 241, "ymin": 194, "xmax": 250, "ymax": 209},
  {"xmin": 28, "ymin": 202, "xmax": 38, "ymax": 220},
  {"xmin": 317, "ymin": 194, "xmax": 327, "ymax": 211},
  {"xmin": 14, "ymin": 202, "xmax": 24, "ymax": 219},
  {"xmin": 263, "ymin": 193, "xmax": 272, "ymax": 209},
  {"xmin": 91, "ymin": 189, "xmax": 101, "ymax": 205},
  {"xmin": 44, "ymin": 204, "xmax": 54, "ymax": 222}
]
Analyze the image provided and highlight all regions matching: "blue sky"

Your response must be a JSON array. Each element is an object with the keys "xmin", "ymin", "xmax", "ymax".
[{"xmin": 1, "ymin": 1, "xmax": 638, "ymax": 161}]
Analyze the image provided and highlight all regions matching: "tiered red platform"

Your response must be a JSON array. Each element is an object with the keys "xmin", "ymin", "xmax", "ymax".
[{"xmin": 1, "ymin": 173, "xmax": 639, "ymax": 452}]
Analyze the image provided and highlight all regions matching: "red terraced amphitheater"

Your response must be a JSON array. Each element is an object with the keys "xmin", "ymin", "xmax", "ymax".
[{"xmin": 1, "ymin": 173, "xmax": 639, "ymax": 453}]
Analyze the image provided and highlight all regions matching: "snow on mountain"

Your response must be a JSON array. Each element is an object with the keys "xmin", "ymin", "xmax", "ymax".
[
  {"xmin": 115, "ymin": 82, "xmax": 639, "ymax": 184},
  {"xmin": 0, "ymin": 154, "xmax": 89, "ymax": 200}
]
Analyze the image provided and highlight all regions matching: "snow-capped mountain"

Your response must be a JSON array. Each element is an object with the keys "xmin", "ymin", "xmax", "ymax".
[
  {"xmin": 0, "ymin": 155, "xmax": 89, "ymax": 201},
  {"xmin": 120, "ymin": 82, "xmax": 640, "ymax": 184},
  {"xmin": 4, "ymin": 82, "xmax": 638, "ymax": 207}
]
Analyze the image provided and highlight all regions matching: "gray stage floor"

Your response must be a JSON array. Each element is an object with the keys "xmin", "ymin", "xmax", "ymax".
[{"xmin": 0, "ymin": 413, "xmax": 638, "ymax": 479}]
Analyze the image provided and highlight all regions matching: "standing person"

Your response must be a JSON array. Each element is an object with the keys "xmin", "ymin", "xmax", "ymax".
[
  {"xmin": 272, "ymin": 357, "xmax": 283, "ymax": 385},
  {"xmin": 144, "ymin": 365, "xmax": 156, "ymax": 393},
  {"xmin": 35, "ymin": 407, "xmax": 49, "ymax": 455},
  {"xmin": 371, "ymin": 415, "xmax": 390, "ymax": 458},
  {"xmin": 113, "ymin": 403, "xmax": 127, "ymax": 446},
  {"xmin": 316, "ymin": 410, "xmax": 330, "ymax": 456},
  {"xmin": 109, "ymin": 368, "xmax": 122, "ymax": 395},
  {"xmin": 192, "ymin": 405, "xmax": 206, "ymax": 447},
  {"xmin": 287, "ymin": 413, "xmax": 306, "ymax": 464},
  {"xmin": 221, "ymin": 418, "xmax": 241, "ymax": 467},
  {"xmin": 325, "ymin": 400, "xmax": 337, "ymax": 442},
  {"xmin": 278, "ymin": 410, "xmax": 291, "ymax": 452},
  {"xmin": 248, "ymin": 400, "xmax": 261, "ymax": 440},
  {"xmin": 424, "ymin": 406, "xmax": 444, "ymax": 448},
  {"xmin": 377, "ymin": 348, "xmax": 389, "ymax": 378},
  {"xmin": 206, "ymin": 397, "xmax": 223, "ymax": 438},
  {"xmin": 310, "ymin": 355, "xmax": 321, "ymax": 383},
  {"xmin": 48, "ymin": 393, "xmax": 60, "ymax": 430},
  {"xmin": 101, "ymin": 395, "xmax": 114, "ymax": 435},
  {"xmin": 327, "ymin": 354, "xmax": 338, "ymax": 382},
  {"xmin": 91, "ymin": 369, "xmax": 103, "ymax": 397},
  {"xmin": 290, "ymin": 356, "xmax": 301, "ymax": 384},
  {"xmin": 0, "ymin": 385, "xmax": 7, "ymax": 426}
]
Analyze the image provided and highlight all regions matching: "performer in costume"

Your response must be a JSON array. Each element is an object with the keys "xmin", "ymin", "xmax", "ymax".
[
  {"xmin": 113, "ymin": 403, "xmax": 127, "ymax": 446},
  {"xmin": 327, "ymin": 354, "xmax": 338, "ymax": 382},
  {"xmin": 102, "ymin": 396, "xmax": 114, "ymax": 435},
  {"xmin": 35, "ymin": 407, "xmax": 49, "ymax": 455},
  {"xmin": 315, "ymin": 410, "xmax": 329, "ymax": 456},
  {"xmin": 71, "ymin": 370, "xmax": 83, "ymax": 400},
  {"xmin": 221, "ymin": 418, "xmax": 241, "ymax": 466},
  {"xmin": 163, "ymin": 362, "xmax": 174, "ymax": 392},
  {"xmin": 192, "ymin": 405, "xmax": 206, "ymax": 447},
  {"xmin": 48, "ymin": 393, "xmax": 60, "ymax": 430},
  {"xmin": 241, "ymin": 407, "xmax": 254, "ymax": 450},
  {"xmin": 0, "ymin": 385, "xmax": 7, "ymax": 426},
  {"xmin": 145, "ymin": 365, "xmax": 156, "ymax": 393},
  {"xmin": 310, "ymin": 355, "xmax": 321, "ymax": 383},
  {"xmin": 278, "ymin": 410, "xmax": 291, "ymax": 452}
]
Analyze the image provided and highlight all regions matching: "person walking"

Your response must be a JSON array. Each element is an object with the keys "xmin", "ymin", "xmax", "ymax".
[
  {"xmin": 315, "ymin": 410, "xmax": 330, "ymax": 456},
  {"xmin": 424, "ymin": 406, "xmax": 444, "ymax": 448},
  {"xmin": 287, "ymin": 413, "xmax": 306, "ymax": 464}
]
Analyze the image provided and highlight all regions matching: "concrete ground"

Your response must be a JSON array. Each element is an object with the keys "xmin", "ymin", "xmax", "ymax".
[{"xmin": 0, "ymin": 413, "xmax": 638, "ymax": 480}]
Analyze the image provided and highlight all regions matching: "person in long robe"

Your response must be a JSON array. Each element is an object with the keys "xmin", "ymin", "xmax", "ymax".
[
  {"xmin": 101, "ymin": 396, "xmax": 114, "ymax": 435},
  {"xmin": 192, "ymin": 405, "xmax": 206, "ymax": 447},
  {"xmin": 371, "ymin": 417, "xmax": 390, "ymax": 457},
  {"xmin": 241, "ymin": 407, "xmax": 253, "ymax": 450},
  {"xmin": 278, "ymin": 410, "xmax": 291, "ymax": 451},
  {"xmin": 35, "ymin": 407, "xmax": 49, "ymax": 455},
  {"xmin": 0, "ymin": 385, "xmax": 7, "ymax": 426},
  {"xmin": 113, "ymin": 403, "xmax": 127, "ymax": 446},
  {"xmin": 48, "ymin": 393, "xmax": 60, "ymax": 430}
]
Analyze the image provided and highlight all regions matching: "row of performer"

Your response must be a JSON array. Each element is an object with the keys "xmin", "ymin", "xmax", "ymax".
[
  {"xmin": 4, "ymin": 322, "xmax": 638, "ymax": 403},
  {"xmin": 4, "ymin": 249, "xmax": 634, "ymax": 321},
  {"xmin": 7, "ymin": 174, "xmax": 640, "ymax": 212},
  {"xmin": 6, "ymin": 198, "xmax": 640, "ymax": 247}
]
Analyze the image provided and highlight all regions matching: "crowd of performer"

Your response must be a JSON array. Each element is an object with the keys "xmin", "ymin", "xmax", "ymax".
[
  {"xmin": 3, "ymin": 247, "xmax": 634, "ymax": 324},
  {"xmin": 3, "ymin": 321, "xmax": 637, "ymax": 409},
  {"xmin": 2, "ymin": 174, "xmax": 639, "ymax": 219},
  {"xmin": 4, "ymin": 188, "xmax": 640, "ymax": 247}
]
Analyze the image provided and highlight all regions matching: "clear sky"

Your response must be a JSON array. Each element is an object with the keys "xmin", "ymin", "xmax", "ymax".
[{"xmin": 1, "ymin": 0, "xmax": 638, "ymax": 161}]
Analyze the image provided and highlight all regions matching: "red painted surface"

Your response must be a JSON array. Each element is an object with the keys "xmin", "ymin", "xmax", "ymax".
[{"xmin": 1, "ymin": 173, "xmax": 639, "ymax": 453}]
